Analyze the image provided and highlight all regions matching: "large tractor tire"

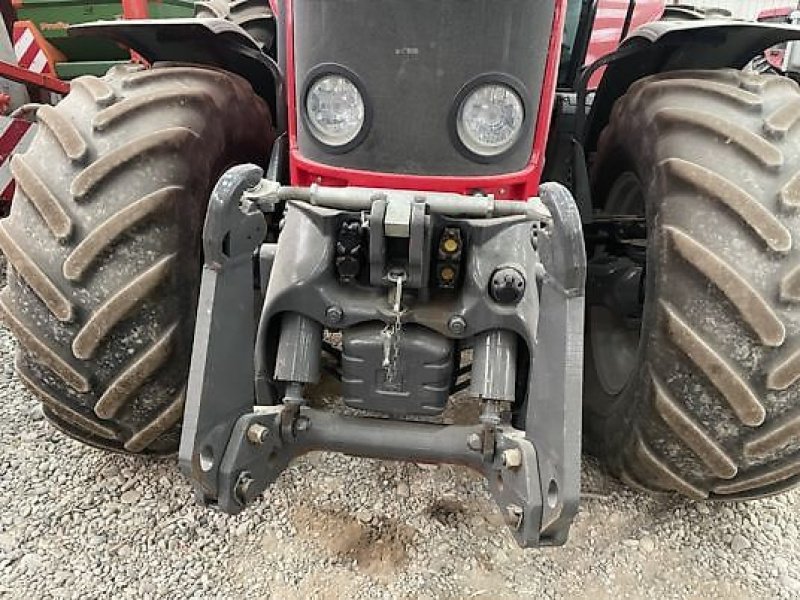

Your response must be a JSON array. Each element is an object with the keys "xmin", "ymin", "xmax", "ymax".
[
  {"xmin": 587, "ymin": 69, "xmax": 800, "ymax": 500},
  {"xmin": 0, "ymin": 64, "xmax": 273, "ymax": 453},
  {"xmin": 193, "ymin": 0, "xmax": 275, "ymax": 52}
]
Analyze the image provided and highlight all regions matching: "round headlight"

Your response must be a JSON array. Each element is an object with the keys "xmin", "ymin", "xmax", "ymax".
[
  {"xmin": 456, "ymin": 83, "xmax": 524, "ymax": 157},
  {"xmin": 305, "ymin": 74, "xmax": 365, "ymax": 147}
]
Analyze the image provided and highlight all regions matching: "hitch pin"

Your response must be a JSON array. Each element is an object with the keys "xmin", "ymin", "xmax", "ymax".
[
  {"xmin": 393, "ymin": 274, "xmax": 404, "ymax": 313},
  {"xmin": 382, "ymin": 332, "xmax": 392, "ymax": 368},
  {"xmin": 387, "ymin": 270, "xmax": 406, "ymax": 313},
  {"xmin": 383, "ymin": 271, "xmax": 405, "ymax": 370}
]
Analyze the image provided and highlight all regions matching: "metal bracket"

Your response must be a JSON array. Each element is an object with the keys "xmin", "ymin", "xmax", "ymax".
[
  {"xmin": 368, "ymin": 196, "xmax": 388, "ymax": 287},
  {"xmin": 384, "ymin": 195, "xmax": 412, "ymax": 238},
  {"xmin": 526, "ymin": 182, "xmax": 586, "ymax": 545},
  {"xmin": 179, "ymin": 164, "xmax": 267, "ymax": 504},
  {"xmin": 215, "ymin": 406, "xmax": 543, "ymax": 546},
  {"xmin": 181, "ymin": 173, "xmax": 585, "ymax": 548},
  {"xmin": 367, "ymin": 194, "xmax": 430, "ymax": 288}
]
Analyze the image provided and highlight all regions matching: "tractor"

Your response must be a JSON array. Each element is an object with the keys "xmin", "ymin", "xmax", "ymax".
[{"xmin": 3, "ymin": 0, "xmax": 800, "ymax": 548}]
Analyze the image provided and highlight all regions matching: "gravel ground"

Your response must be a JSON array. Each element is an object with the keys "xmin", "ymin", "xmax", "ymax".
[{"xmin": 1, "ymin": 315, "xmax": 799, "ymax": 597}]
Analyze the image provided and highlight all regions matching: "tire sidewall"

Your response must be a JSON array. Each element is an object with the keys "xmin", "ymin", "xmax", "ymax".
[{"xmin": 583, "ymin": 143, "xmax": 664, "ymax": 462}]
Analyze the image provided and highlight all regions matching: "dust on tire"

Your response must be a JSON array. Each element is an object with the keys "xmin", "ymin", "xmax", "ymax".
[
  {"xmin": 0, "ymin": 64, "xmax": 274, "ymax": 453},
  {"xmin": 587, "ymin": 69, "xmax": 800, "ymax": 500}
]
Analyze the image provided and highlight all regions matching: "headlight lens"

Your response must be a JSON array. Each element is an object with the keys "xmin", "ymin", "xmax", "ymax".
[
  {"xmin": 457, "ymin": 83, "xmax": 524, "ymax": 157},
  {"xmin": 305, "ymin": 74, "xmax": 365, "ymax": 147}
]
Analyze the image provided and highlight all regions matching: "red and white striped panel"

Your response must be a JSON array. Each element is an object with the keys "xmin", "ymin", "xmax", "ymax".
[
  {"xmin": 13, "ymin": 24, "xmax": 53, "ymax": 75},
  {"xmin": 0, "ymin": 116, "xmax": 36, "ymax": 207}
]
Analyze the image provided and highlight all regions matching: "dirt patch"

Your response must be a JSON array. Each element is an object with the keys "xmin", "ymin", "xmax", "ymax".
[
  {"xmin": 271, "ymin": 571, "xmax": 359, "ymax": 600},
  {"xmin": 292, "ymin": 505, "xmax": 415, "ymax": 580},
  {"xmin": 427, "ymin": 497, "xmax": 471, "ymax": 527}
]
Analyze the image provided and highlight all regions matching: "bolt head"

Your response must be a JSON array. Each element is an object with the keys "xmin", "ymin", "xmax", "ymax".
[
  {"xmin": 502, "ymin": 448, "xmax": 523, "ymax": 469},
  {"xmin": 467, "ymin": 433, "xmax": 482, "ymax": 451},
  {"xmin": 326, "ymin": 305, "xmax": 344, "ymax": 324},
  {"xmin": 246, "ymin": 423, "xmax": 270, "ymax": 445},
  {"xmin": 442, "ymin": 237, "xmax": 459, "ymax": 254},
  {"xmin": 234, "ymin": 471, "xmax": 254, "ymax": 505},
  {"xmin": 504, "ymin": 504, "xmax": 524, "ymax": 530},
  {"xmin": 448, "ymin": 315, "xmax": 467, "ymax": 335}
]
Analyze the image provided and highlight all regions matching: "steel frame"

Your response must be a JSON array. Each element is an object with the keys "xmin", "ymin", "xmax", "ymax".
[{"xmin": 179, "ymin": 162, "xmax": 586, "ymax": 548}]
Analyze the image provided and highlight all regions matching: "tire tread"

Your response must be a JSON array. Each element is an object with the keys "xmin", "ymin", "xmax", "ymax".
[
  {"xmin": 1, "ymin": 64, "xmax": 272, "ymax": 453},
  {"xmin": 589, "ymin": 69, "xmax": 800, "ymax": 499}
]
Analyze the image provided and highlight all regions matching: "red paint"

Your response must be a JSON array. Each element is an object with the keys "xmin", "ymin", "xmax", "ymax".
[
  {"xmin": 121, "ymin": 0, "xmax": 150, "ymax": 19},
  {"xmin": 757, "ymin": 6, "xmax": 796, "ymax": 69},
  {"xmin": 17, "ymin": 39, "xmax": 41, "ymax": 71},
  {"xmin": 758, "ymin": 7, "xmax": 794, "ymax": 21},
  {"xmin": 1, "ymin": 181, "xmax": 16, "ymax": 209},
  {"xmin": 0, "ymin": 59, "xmax": 69, "ymax": 94},
  {"xmin": 285, "ymin": 0, "xmax": 298, "ymax": 146},
  {"xmin": 585, "ymin": 0, "xmax": 664, "ymax": 88},
  {"xmin": 121, "ymin": 0, "xmax": 150, "ymax": 64},
  {"xmin": 0, "ymin": 119, "xmax": 31, "ymax": 163},
  {"xmin": 293, "ymin": 150, "xmax": 541, "ymax": 199},
  {"xmin": 285, "ymin": 0, "xmax": 568, "ymax": 199},
  {"xmin": 0, "ymin": 118, "xmax": 33, "ymax": 208},
  {"xmin": 12, "ymin": 21, "xmax": 62, "ymax": 75}
]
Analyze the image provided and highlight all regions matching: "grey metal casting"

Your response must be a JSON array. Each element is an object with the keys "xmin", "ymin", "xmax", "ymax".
[
  {"xmin": 180, "ymin": 164, "xmax": 586, "ymax": 547},
  {"xmin": 342, "ymin": 323, "xmax": 454, "ymax": 416},
  {"xmin": 178, "ymin": 164, "xmax": 269, "ymax": 503},
  {"xmin": 471, "ymin": 330, "xmax": 518, "ymax": 403}
]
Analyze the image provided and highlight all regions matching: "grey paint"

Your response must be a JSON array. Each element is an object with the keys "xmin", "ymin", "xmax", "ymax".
[
  {"xmin": 182, "ymin": 165, "xmax": 586, "ymax": 547},
  {"xmin": 274, "ymin": 313, "xmax": 322, "ymax": 384},
  {"xmin": 471, "ymin": 330, "xmax": 518, "ymax": 402},
  {"xmin": 341, "ymin": 323, "xmax": 454, "ymax": 416},
  {"xmin": 179, "ymin": 165, "xmax": 268, "ymax": 501}
]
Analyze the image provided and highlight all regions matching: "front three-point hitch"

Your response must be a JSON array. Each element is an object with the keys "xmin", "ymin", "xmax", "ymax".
[{"xmin": 178, "ymin": 164, "xmax": 586, "ymax": 547}]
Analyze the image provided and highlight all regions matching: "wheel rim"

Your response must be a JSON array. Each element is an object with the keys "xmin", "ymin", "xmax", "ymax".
[{"xmin": 591, "ymin": 171, "xmax": 646, "ymax": 396}]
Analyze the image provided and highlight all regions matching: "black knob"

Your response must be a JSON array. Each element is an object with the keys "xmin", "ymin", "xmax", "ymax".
[{"xmin": 490, "ymin": 267, "xmax": 526, "ymax": 304}]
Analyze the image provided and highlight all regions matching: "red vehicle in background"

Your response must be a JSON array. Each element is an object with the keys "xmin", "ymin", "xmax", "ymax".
[
  {"xmin": 758, "ymin": 4, "xmax": 798, "ymax": 68},
  {"xmin": 578, "ymin": 0, "xmax": 665, "ymax": 86}
]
